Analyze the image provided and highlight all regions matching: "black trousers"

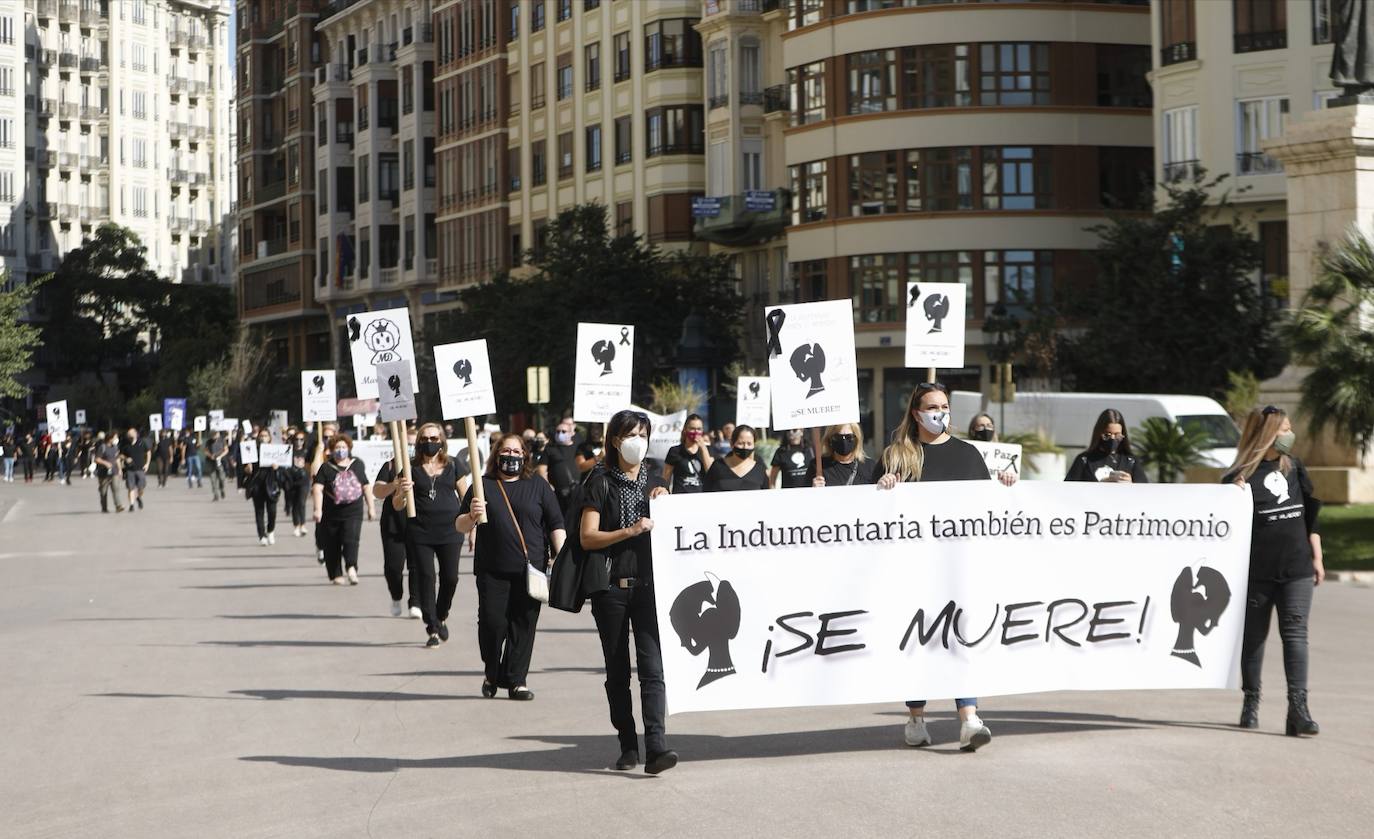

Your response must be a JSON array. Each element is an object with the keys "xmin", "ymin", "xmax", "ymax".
[
  {"xmin": 288, "ymin": 485, "xmax": 309, "ymax": 526},
  {"xmin": 156, "ymin": 456, "xmax": 170, "ymax": 486},
  {"xmin": 251, "ymin": 494, "xmax": 278, "ymax": 539},
  {"xmin": 21, "ymin": 457, "xmax": 33, "ymax": 481},
  {"xmin": 321, "ymin": 516, "xmax": 363, "ymax": 579},
  {"xmin": 591, "ymin": 584, "xmax": 667, "ymax": 755},
  {"xmin": 1242, "ymin": 576, "xmax": 1314, "ymax": 693},
  {"xmin": 476, "ymin": 569, "xmax": 543, "ymax": 689},
  {"xmin": 381, "ymin": 529, "xmax": 417, "ymax": 606},
  {"xmin": 411, "ymin": 539, "xmax": 462, "ymax": 634}
]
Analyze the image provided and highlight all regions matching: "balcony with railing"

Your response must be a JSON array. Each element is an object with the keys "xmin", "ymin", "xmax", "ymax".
[
  {"xmin": 1162, "ymin": 159, "xmax": 1200, "ymax": 183},
  {"xmin": 58, "ymin": 1, "xmax": 76, "ymax": 23},
  {"xmin": 79, "ymin": 153, "xmax": 107, "ymax": 169},
  {"xmin": 1160, "ymin": 41, "xmax": 1196, "ymax": 66},
  {"xmin": 37, "ymin": 150, "xmax": 55, "ymax": 169},
  {"xmin": 59, "ymin": 51, "xmax": 78, "ymax": 70},
  {"xmin": 57, "ymin": 152, "xmax": 78, "ymax": 170},
  {"xmin": 79, "ymin": 56, "xmax": 102, "ymax": 74},
  {"xmin": 315, "ymin": 64, "xmax": 349, "ymax": 86},
  {"xmin": 37, "ymin": 98, "xmax": 55, "ymax": 119},
  {"xmin": 763, "ymin": 84, "xmax": 789, "ymax": 114},
  {"xmin": 1237, "ymin": 151, "xmax": 1282, "ymax": 176},
  {"xmin": 256, "ymin": 180, "xmax": 288, "ymax": 204},
  {"xmin": 35, "ymin": 0, "xmax": 54, "ymax": 20},
  {"xmin": 37, "ymin": 49, "xmax": 56, "ymax": 70},
  {"xmin": 58, "ymin": 101, "xmax": 78, "ymax": 120},
  {"xmin": 693, "ymin": 188, "xmax": 791, "ymax": 246},
  {"xmin": 79, "ymin": 6, "xmax": 106, "ymax": 27},
  {"xmin": 379, "ymin": 267, "xmax": 400, "ymax": 286}
]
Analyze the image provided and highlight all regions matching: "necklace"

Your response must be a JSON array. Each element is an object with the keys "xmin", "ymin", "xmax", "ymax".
[{"xmin": 419, "ymin": 462, "xmax": 442, "ymax": 501}]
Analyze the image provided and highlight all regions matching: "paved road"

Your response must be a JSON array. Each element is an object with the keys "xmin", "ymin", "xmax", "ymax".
[{"xmin": 1, "ymin": 478, "xmax": 1370, "ymax": 838}]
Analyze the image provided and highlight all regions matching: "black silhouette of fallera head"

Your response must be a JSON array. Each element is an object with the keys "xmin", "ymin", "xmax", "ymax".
[
  {"xmin": 789, "ymin": 343, "xmax": 826, "ymax": 398},
  {"xmin": 1170, "ymin": 565, "xmax": 1232, "ymax": 667},
  {"xmin": 748, "ymin": 381, "xmax": 760, "ymax": 398},
  {"xmin": 311, "ymin": 374, "xmax": 325, "ymax": 393},
  {"xmin": 387, "ymin": 374, "xmax": 403, "ymax": 399},
  {"xmin": 348, "ymin": 316, "xmax": 361, "ymax": 342},
  {"xmin": 924, "ymin": 293, "xmax": 951, "ymax": 334},
  {"xmin": 453, "ymin": 358, "xmax": 474, "ymax": 387},
  {"xmin": 591, "ymin": 339, "xmax": 616, "ymax": 376},
  {"xmin": 670, "ymin": 574, "xmax": 741, "ymax": 689}
]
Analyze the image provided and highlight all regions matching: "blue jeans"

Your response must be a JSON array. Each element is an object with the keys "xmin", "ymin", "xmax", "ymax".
[
  {"xmin": 185, "ymin": 455, "xmax": 203, "ymax": 486},
  {"xmin": 907, "ymin": 698, "xmax": 978, "ymax": 711},
  {"xmin": 3, "ymin": 457, "xmax": 13, "ymax": 480}
]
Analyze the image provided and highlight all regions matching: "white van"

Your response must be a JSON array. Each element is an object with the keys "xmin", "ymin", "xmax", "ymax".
[{"xmin": 952, "ymin": 391, "xmax": 1240, "ymax": 468}]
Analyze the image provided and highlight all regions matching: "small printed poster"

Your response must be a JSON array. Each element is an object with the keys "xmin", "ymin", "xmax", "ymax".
[
  {"xmin": 735, "ymin": 377, "xmax": 771, "ymax": 430},
  {"xmin": 345, "ymin": 307, "xmax": 418, "ymax": 400},
  {"xmin": 905, "ymin": 281, "xmax": 966, "ymax": 369},
  {"xmin": 764, "ymin": 300, "xmax": 860, "ymax": 432},
  {"xmin": 209, "ymin": 409, "xmax": 225, "ymax": 425},
  {"xmin": 433, "ymin": 340, "xmax": 497, "ymax": 420},
  {"xmin": 239, "ymin": 440, "xmax": 259, "ymax": 464},
  {"xmin": 301, "ymin": 370, "xmax": 338, "ymax": 422},
  {"xmin": 74, "ymin": 409, "xmax": 87, "ymax": 426},
  {"xmin": 258, "ymin": 443, "xmax": 293, "ymax": 468},
  {"xmin": 193, "ymin": 416, "xmax": 208, "ymax": 432},
  {"xmin": 149, "ymin": 413, "xmax": 164, "ymax": 432},
  {"xmin": 574, "ymin": 322, "xmax": 634, "ymax": 423},
  {"xmin": 241, "ymin": 419, "xmax": 254, "ymax": 435},
  {"xmin": 376, "ymin": 359, "xmax": 418, "ymax": 423},
  {"xmin": 47, "ymin": 401, "xmax": 70, "ymax": 436},
  {"xmin": 351, "ymin": 440, "xmax": 396, "ymax": 483},
  {"xmin": 967, "ymin": 439, "xmax": 1024, "ymax": 480}
]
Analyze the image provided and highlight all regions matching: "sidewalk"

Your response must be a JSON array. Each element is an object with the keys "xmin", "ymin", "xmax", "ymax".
[{"xmin": 1, "ymin": 479, "xmax": 1370, "ymax": 838}]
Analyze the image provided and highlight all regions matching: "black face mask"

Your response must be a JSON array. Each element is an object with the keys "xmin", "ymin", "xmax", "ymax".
[
  {"xmin": 1100, "ymin": 437, "xmax": 1122, "ymax": 454},
  {"xmin": 972, "ymin": 428, "xmax": 995, "ymax": 443},
  {"xmin": 498, "ymin": 455, "xmax": 524, "ymax": 476},
  {"xmin": 532, "ymin": 440, "xmax": 546, "ymax": 452},
  {"xmin": 732, "ymin": 447, "xmax": 753, "ymax": 460},
  {"xmin": 831, "ymin": 435, "xmax": 857, "ymax": 456},
  {"xmin": 417, "ymin": 441, "xmax": 442, "ymax": 457}
]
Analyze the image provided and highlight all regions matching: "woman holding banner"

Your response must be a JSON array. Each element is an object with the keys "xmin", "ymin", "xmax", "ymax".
[
  {"xmin": 579, "ymin": 409, "xmax": 678, "ymax": 774},
  {"xmin": 312, "ymin": 434, "xmax": 374, "ymax": 585},
  {"xmin": 244, "ymin": 429, "xmax": 282, "ymax": 546},
  {"xmin": 811, "ymin": 423, "xmax": 881, "ymax": 487},
  {"xmin": 967, "ymin": 414, "xmax": 1018, "ymax": 487},
  {"xmin": 1224, "ymin": 406, "xmax": 1323, "ymax": 736},
  {"xmin": 880, "ymin": 382, "xmax": 994, "ymax": 752},
  {"xmin": 459, "ymin": 433, "xmax": 564, "ymax": 698},
  {"xmin": 703, "ymin": 425, "xmax": 769, "ymax": 492},
  {"xmin": 661, "ymin": 414, "xmax": 714, "ymax": 494},
  {"xmin": 1065, "ymin": 409, "xmax": 1149, "ymax": 484}
]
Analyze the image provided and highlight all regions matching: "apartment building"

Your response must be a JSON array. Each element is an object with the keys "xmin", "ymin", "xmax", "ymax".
[
  {"xmin": 1, "ymin": 0, "xmax": 235, "ymax": 291},
  {"xmin": 1151, "ymin": 0, "xmax": 1336, "ymax": 307},
  {"xmin": 777, "ymin": 0, "xmax": 1154, "ymax": 445},
  {"xmin": 235, "ymin": 0, "xmax": 329, "ymax": 367}
]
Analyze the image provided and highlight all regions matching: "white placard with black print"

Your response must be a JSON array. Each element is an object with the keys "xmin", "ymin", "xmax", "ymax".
[
  {"xmin": 239, "ymin": 440, "xmax": 259, "ymax": 464},
  {"xmin": 148, "ymin": 413, "xmax": 164, "ymax": 433},
  {"xmin": 259, "ymin": 443, "xmax": 293, "ymax": 468},
  {"xmin": 434, "ymin": 339, "xmax": 497, "ymax": 420},
  {"xmin": 574, "ymin": 322, "xmax": 635, "ymax": 423},
  {"xmin": 629, "ymin": 403, "xmax": 686, "ymax": 464},
  {"xmin": 74, "ymin": 409, "xmax": 87, "ymax": 426},
  {"xmin": 650, "ymin": 481, "xmax": 1253, "ymax": 715},
  {"xmin": 967, "ymin": 440, "xmax": 1024, "ymax": 481},
  {"xmin": 193, "ymin": 416, "xmax": 208, "ymax": 432},
  {"xmin": 375, "ymin": 359, "xmax": 418, "ymax": 423},
  {"xmin": 46, "ymin": 401, "xmax": 70, "ymax": 436},
  {"xmin": 735, "ymin": 377, "xmax": 771, "ymax": 430},
  {"xmin": 301, "ymin": 370, "xmax": 339, "ymax": 422},
  {"xmin": 763, "ymin": 300, "xmax": 860, "ymax": 432},
  {"xmin": 905, "ymin": 281, "xmax": 966, "ymax": 369},
  {"xmin": 345, "ymin": 307, "xmax": 418, "ymax": 400},
  {"xmin": 351, "ymin": 440, "xmax": 395, "ymax": 483}
]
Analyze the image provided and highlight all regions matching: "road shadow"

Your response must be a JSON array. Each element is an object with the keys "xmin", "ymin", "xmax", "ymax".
[
  {"xmin": 874, "ymin": 708, "xmax": 1292, "ymax": 739},
  {"xmin": 216, "ymin": 613, "xmax": 384, "ymax": 620},
  {"xmin": 199, "ymin": 640, "xmax": 416, "ymax": 649},
  {"xmin": 230, "ymin": 688, "xmax": 484, "ymax": 702},
  {"xmin": 184, "ymin": 583, "xmax": 322, "ymax": 590},
  {"xmin": 368, "ymin": 671, "xmax": 490, "ymax": 679}
]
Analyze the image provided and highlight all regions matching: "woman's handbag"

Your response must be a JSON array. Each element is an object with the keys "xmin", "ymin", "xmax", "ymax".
[{"xmin": 495, "ymin": 479, "xmax": 549, "ymax": 603}]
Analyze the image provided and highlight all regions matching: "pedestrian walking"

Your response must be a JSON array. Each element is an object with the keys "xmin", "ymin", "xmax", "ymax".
[
  {"xmin": 879, "ymin": 382, "xmax": 994, "ymax": 752},
  {"xmin": 205, "ymin": 430, "xmax": 228, "ymax": 501},
  {"xmin": 811, "ymin": 423, "xmax": 882, "ymax": 487},
  {"xmin": 245, "ymin": 429, "xmax": 282, "ymax": 546},
  {"xmin": 120, "ymin": 428, "xmax": 151, "ymax": 511},
  {"xmin": 312, "ymin": 434, "xmax": 374, "ymax": 585},
  {"xmin": 371, "ymin": 449, "xmax": 424, "ymax": 621},
  {"xmin": 768, "ymin": 428, "xmax": 815, "ymax": 489},
  {"xmin": 2, "ymin": 433, "xmax": 14, "ymax": 482},
  {"xmin": 458, "ymin": 433, "xmax": 564, "ymax": 698},
  {"xmin": 543, "ymin": 417, "xmax": 581, "ymax": 513},
  {"xmin": 155, "ymin": 430, "xmax": 175, "ymax": 488},
  {"xmin": 578, "ymin": 409, "xmax": 678, "ymax": 774},
  {"xmin": 661, "ymin": 413, "xmax": 713, "ymax": 494},
  {"xmin": 1224, "ymin": 406, "xmax": 1323, "ymax": 736},
  {"xmin": 703, "ymin": 424, "xmax": 769, "ymax": 492},
  {"xmin": 282, "ymin": 453, "xmax": 310, "ymax": 536},
  {"xmin": 182, "ymin": 431, "xmax": 204, "ymax": 489},
  {"xmin": 94, "ymin": 432, "xmax": 126, "ymax": 513},
  {"xmin": 19, "ymin": 432, "xmax": 36, "ymax": 482},
  {"xmin": 1065, "ymin": 409, "xmax": 1149, "ymax": 484}
]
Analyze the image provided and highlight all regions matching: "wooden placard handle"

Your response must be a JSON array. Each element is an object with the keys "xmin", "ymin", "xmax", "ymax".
[
  {"xmin": 390, "ymin": 420, "xmax": 416, "ymax": 518},
  {"xmin": 465, "ymin": 416, "xmax": 487, "ymax": 524}
]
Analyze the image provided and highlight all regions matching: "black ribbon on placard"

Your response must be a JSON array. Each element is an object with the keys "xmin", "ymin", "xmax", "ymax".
[
  {"xmin": 619, "ymin": 327, "xmax": 631, "ymax": 346},
  {"xmin": 1005, "ymin": 454, "xmax": 1020, "ymax": 475},
  {"xmin": 765, "ymin": 308, "xmax": 786, "ymax": 357}
]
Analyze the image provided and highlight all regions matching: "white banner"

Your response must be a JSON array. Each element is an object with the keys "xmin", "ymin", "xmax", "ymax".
[
  {"xmin": 650, "ymin": 482, "xmax": 1252, "ymax": 715},
  {"xmin": 574, "ymin": 322, "xmax": 634, "ymax": 423},
  {"xmin": 735, "ymin": 377, "xmax": 771, "ymax": 430},
  {"xmin": 346, "ymin": 307, "xmax": 418, "ymax": 400},
  {"xmin": 351, "ymin": 440, "xmax": 395, "ymax": 483},
  {"xmin": 301, "ymin": 370, "xmax": 338, "ymax": 422},
  {"xmin": 764, "ymin": 301, "xmax": 859, "ymax": 432},
  {"xmin": 239, "ymin": 441, "xmax": 258, "ymax": 464},
  {"xmin": 259, "ymin": 443, "xmax": 293, "ymax": 468},
  {"xmin": 629, "ymin": 404, "xmax": 686, "ymax": 463},
  {"xmin": 148, "ymin": 414, "xmax": 163, "ymax": 432},
  {"xmin": 905, "ymin": 281, "xmax": 966, "ymax": 369},
  {"xmin": 376, "ymin": 360, "xmax": 418, "ymax": 422},
  {"xmin": 967, "ymin": 439, "xmax": 1023, "ymax": 481},
  {"xmin": 434, "ymin": 339, "xmax": 497, "ymax": 420}
]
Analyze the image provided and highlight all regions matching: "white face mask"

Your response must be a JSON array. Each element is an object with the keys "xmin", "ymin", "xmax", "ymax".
[
  {"xmin": 618, "ymin": 435, "xmax": 648, "ymax": 466},
  {"xmin": 918, "ymin": 410, "xmax": 949, "ymax": 436}
]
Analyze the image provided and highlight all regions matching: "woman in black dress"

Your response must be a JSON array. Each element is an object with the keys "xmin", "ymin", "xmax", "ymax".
[
  {"xmin": 703, "ymin": 424, "xmax": 769, "ymax": 492},
  {"xmin": 1065, "ymin": 409, "xmax": 1149, "ymax": 484},
  {"xmin": 661, "ymin": 413, "xmax": 714, "ymax": 494}
]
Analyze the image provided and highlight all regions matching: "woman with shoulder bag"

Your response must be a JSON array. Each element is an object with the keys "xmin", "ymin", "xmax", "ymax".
[
  {"xmin": 579, "ymin": 409, "xmax": 678, "ymax": 774},
  {"xmin": 311, "ymin": 434, "xmax": 375, "ymax": 585},
  {"xmin": 245, "ymin": 428, "xmax": 282, "ymax": 546},
  {"xmin": 459, "ymin": 433, "xmax": 565, "ymax": 698}
]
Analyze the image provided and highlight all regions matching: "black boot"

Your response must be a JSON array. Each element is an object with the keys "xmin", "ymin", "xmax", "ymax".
[
  {"xmin": 1286, "ymin": 689, "xmax": 1319, "ymax": 737},
  {"xmin": 1239, "ymin": 689, "xmax": 1260, "ymax": 729}
]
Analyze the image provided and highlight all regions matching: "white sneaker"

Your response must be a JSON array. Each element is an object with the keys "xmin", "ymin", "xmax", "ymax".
[
  {"xmin": 259, "ymin": 537, "xmax": 268, "ymax": 546},
  {"xmin": 959, "ymin": 716, "xmax": 992, "ymax": 752},
  {"xmin": 409, "ymin": 605, "xmax": 422, "ymax": 619},
  {"xmin": 267, "ymin": 532, "xmax": 276, "ymax": 545},
  {"xmin": 903, "ymin": 716, "xmax": 931, "ymax": 747},
  {"xmin": 390, "ymin": 599, "xmax": 403, "ymax": 617},
  {"xmin": 347, "ymin": 567, "xmax": 358, "ymax": 585}
]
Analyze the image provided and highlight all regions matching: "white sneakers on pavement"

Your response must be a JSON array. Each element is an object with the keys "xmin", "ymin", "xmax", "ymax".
[
  {"xmin": 347, "ymin": 567, "xmax": 358, "ymax": 585},
  {"xmin": 903, "ymin": 716, "xmax": 932, "ymax": 747},
  {"xmin": 258, "ymin": 537, "xmax": 268, "ymax": 547},
  {"xmin": 959, "ymin": 716, "xmax": 992, "ymax": 752},
  {"xmin": 409, "ymin": 605, "xmax": 422, "ymax": 619},
  {"xmin": 267, "ymin": 532, "xmax": 275, "ymax": 545},
  {"xmin": 390, "ymin": 600, "xmax": 403, "ymax": 617}
]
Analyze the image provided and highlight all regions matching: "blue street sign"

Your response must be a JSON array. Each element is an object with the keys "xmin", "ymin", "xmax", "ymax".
[
  {"xmin": 744, "ymin": 190, "xmax": 775, "ymax": 211},
  {"xmin": 692, "ymin": 197, "xmax": 721, "ymax": 218}
]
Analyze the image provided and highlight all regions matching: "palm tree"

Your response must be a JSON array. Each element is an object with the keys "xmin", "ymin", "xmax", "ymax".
[
  {"xmin": 1287, "ymin": 228, "xmax": 1374, "ymax": 464},
  {"xmin": 1132, "ymin": 417, "xmax": 1214, "ymax": 483}
]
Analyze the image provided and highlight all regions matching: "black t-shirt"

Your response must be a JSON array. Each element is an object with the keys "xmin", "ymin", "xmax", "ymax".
[
  {"xmin": 544, "ymin": 443, "xmax": 580, "ymax": 496},
  {"xmin": 771, "ymin": 444, "xmax": 815, "ymax": 489},
  {"xmin": 313, "ymin": 459, "xmax": 370, "ymax": 520},
  {"xmin": 820, "ymin": 457, "xmax": 882, "ymax": 487},
  {"xmin": 462, "ymin": 476, "xmax": 565, "ymax": 574},
  {"xmin": 183, "ymin": 437, "xmax": 200, "ymax": 457},
  {"xmin": 374, "ymin": 460, "xmax": 406, "ymax": 538},
  {"xmin": 405, "ymin": 459, "xmax": 466, "ymax": 545},
  {"xmin": 120, "ymin": 439, "xmax": 151, "ymax": 471},
  {"xmin": 704, "ymin": 457, "xmax": 770, "ymax": 492},
  {"xmin": 582, "ymin": 471, "xmax": 651, "ymax": 580},
  {"xmin": 577, "ymin": 441, "xmax": 604, "ymax": 466},
  {"xmin": 917, "ymin": 438, "xmax": 991, "ymax": 482},
  {"xmin": 1224, "ymin": 457, "xmax": 1319, "ymax": 582},
  {"xmin": 156, "ymin": 437, "xmax": 174, "ymax": 459},
  {"xmin": 665, "ymin": 444, "xmax": 708, "ymax": 494},
  {"xmin": 1065, "ymin": 448, "xmax": 1150, "ymax": 483}
]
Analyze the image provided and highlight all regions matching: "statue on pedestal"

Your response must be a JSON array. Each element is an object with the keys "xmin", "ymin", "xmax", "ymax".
[{"xmin": 1331, "ymin": 0, "xmax": 1374, "ymax": 103}]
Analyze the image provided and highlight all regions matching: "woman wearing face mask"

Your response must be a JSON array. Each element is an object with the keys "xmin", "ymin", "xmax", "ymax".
[
  {"xmin": 1065, "ymin": 410, "xmax": 1149, "ymax": 484},
  {"xmin": 580, "ymin": 409, "xmax": 678, "ymax": 774},
  {"xmin": 311, "ymin": 435, "xmax": 375, "ymax": 585},
  {"xmin": 662, "ymin": 413, "xmax": 714, "ymax": 494},
  {"xmin": 285, "ymin": 431, "xmax": 312, "ymax": 535},
  {"xmin": 967, "ymin": 414, "xmax": 1018, "ymax": 487},
  {"xmin": 459, "ymin": 434, "xmax": 566, "ymax": 697},
  {"xmin": 769, "ymin": 428, "xmax": 815, "ymax": 490},
  {"xmin": 879, "ymin": 382, "xmax": 994, "ymax": 752},
  {"xmin": 703, "ymin": 425, "xmax": 769, "ymax": 492},
  {"xmin": 244, "ymin": 430, "xmax": 282, "ymax": 546},
  {"xmin": 530, "ymin": 431, "xmax": 550, "ymax": 483},
  {"xmin": 811, "ymin": 423, "xmax": 881, "ymax": 487},
  {"xmin": 1224, "ymin": 406, "xmax": 1323, "ymax": 736}
]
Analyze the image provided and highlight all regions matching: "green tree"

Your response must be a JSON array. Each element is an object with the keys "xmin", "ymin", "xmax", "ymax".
[
  {"xmin": 1132, "ymin": 416, "xmax": 1215, "ymax": 483},
  {"xmin": 1061, "ymin": 173, "xmax": 1287, "ymax": 397},
  {"xmin": 433, "ymin": 204, "xmax": 743, "ymax": 418},
  {"xmin": 0, "ymin": 273, "xmax": 45, "ymax": 399},
  {"xmin": 1286, "ymin": 228, "xmax": 1374, "ymax": 458}
]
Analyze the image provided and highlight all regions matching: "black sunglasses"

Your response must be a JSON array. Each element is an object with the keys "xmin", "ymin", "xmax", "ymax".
[
  {"xmin": 1261, "ymin": 405, "xmax": 1282, "ymax": 416},
  {"xmin": 915, "ymin": 382, "xmax": 947, "ymax": 393}
]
